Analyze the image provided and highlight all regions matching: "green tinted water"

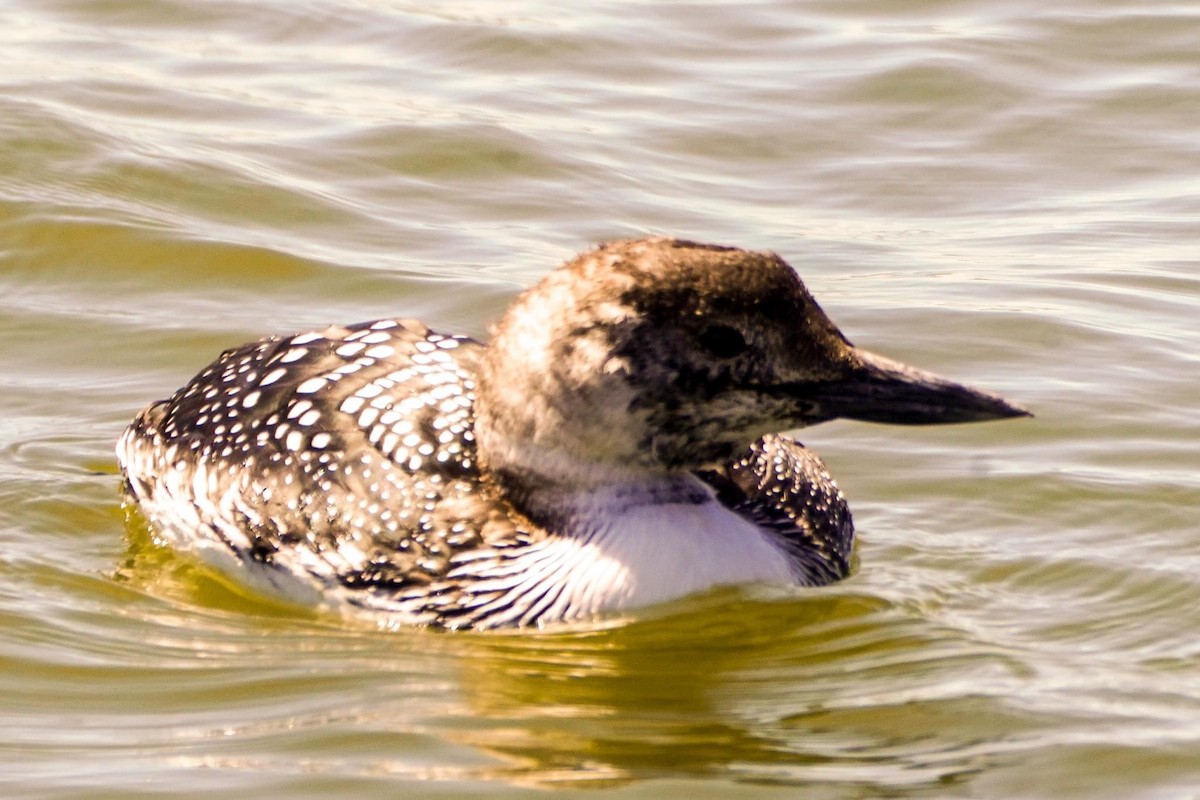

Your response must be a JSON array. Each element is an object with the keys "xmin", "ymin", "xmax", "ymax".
[{"xmin": 2, "ymin": 1, "xmax": 1199, "ymax": 797}]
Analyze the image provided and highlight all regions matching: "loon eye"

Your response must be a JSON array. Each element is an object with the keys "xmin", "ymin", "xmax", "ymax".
[{"xmin": 698, "ymin": 324, "xmax": 748, "ymax": 359}]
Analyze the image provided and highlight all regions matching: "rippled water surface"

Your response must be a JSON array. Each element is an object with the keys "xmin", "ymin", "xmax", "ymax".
[{"xmin": 3, "ymin": 1, "xmax": 1199, "ymax": 797}]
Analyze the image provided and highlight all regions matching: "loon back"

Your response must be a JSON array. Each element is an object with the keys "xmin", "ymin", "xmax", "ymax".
[{"xmin": 118, "ymin": 237, "xmax": 1027, "ymax": 629}]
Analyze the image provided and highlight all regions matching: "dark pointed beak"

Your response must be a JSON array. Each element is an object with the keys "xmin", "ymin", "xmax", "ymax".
[{"xmin": 798, "ymin": 348, "xmax": 1031, "ymax": 425}]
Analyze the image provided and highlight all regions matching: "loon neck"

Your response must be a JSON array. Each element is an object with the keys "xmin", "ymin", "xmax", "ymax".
[
  {"xmin": 493, "ymin": 460, "xmax": 713, "ymax": 536},
  {"xmin": 464, "ymin": 463, "xmax": 798, "ymax": 624}
]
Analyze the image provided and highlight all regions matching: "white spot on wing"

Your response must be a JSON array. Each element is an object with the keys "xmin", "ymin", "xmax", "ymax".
[
  {"xmin": 291, "ymin": 332, "xmax": 324, "ymax": 345},
  {"xmin": 261, "ymin": 367, "xmax": 287, "ymax": 386}
]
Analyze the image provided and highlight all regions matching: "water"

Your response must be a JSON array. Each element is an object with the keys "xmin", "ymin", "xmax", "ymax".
[{"xmin": 2, "ymin": 1, "xmax": 1199, "ymax": 797}]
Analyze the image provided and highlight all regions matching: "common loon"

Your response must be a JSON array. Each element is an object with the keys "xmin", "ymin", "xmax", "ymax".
[{"xmin": 118, "ymin": 237, "xmax": 1028, "ymax": 629}]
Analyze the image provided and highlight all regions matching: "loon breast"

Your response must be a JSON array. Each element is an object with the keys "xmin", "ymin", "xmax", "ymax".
[{"xmin": 118, "ymin": 237, "xmax": 1026, "ymax": 630}]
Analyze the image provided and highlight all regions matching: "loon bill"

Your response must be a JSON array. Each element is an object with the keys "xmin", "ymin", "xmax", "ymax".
[{"xmin": 117, "ymin": 237, "xmax": 1029, "ymax": 629}]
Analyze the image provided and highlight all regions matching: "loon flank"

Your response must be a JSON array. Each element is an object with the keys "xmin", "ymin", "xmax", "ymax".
[{"xmin": 118, "ymin": 238, "xmax": 1029, "ymax": 629}]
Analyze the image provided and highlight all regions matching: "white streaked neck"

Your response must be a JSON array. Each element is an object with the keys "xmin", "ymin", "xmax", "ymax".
[{"xmin": 453, "ymin": 475, "xmax": 798, "ymax": 628}]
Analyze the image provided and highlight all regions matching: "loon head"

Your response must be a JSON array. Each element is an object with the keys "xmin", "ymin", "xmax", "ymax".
[{"xmin": 475, "ymin": 237, "xmax": 1028, "ymax": 489}]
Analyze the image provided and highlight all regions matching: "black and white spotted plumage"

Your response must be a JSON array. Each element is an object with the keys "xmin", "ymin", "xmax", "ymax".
[
  {"xmin": 120, "ymin": 319, "xmax": 517, "ymax": 622},
  {"xmin": 119, "ymin": 237, "xmax": 1027, "ymax": 629},
  {"xmin": 697, "ymin": 434, "xmax": 853, "ymax": 587}
]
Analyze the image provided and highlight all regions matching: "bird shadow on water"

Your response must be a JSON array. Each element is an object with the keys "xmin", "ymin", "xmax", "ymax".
[{"xmin": 427, "ymin": 589, "xmax": 1026, "ymax": 794}]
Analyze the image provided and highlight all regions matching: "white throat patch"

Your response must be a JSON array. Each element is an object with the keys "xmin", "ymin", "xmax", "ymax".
[{"xmin": 446, "ymin": 479, "xmax": 797, "ymax": 628}]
